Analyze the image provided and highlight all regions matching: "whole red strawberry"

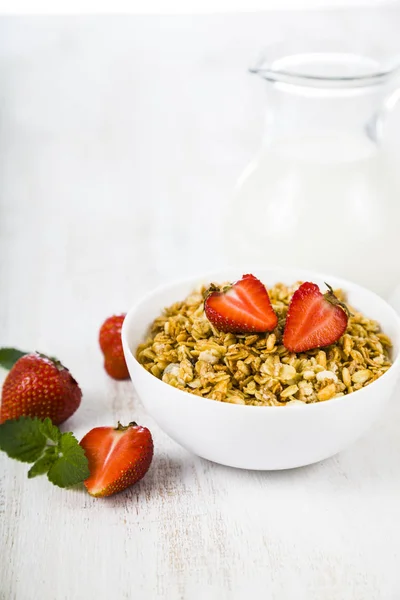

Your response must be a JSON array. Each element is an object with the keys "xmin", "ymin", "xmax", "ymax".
[
  {"xmin": 204, "ymin": 274, "xmax": 278, "ymax": 333},
  {"xmin": 283, "ymin": 282, "xmax": 349, "ymax": 353},
  {"xmin": 0, "ymin": 352, "xmax": 82, "ymax": 425},
  {"xmin": 80, "ymin": 422, "xmax": 153, "ymax": 497},
  {"xmin": 99, "ymin": 315, "xmax": 129, "ymax": 380}
]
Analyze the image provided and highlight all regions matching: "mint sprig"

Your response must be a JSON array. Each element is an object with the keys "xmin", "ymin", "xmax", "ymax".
[
  {"xmin": 0, "ymin": 417, "xmax": 90, "ymax": 488},
  {"xmin": 47, "ymin": 433, "xmax": 90, "ymax": 488},
  {"xmin": 0, "ymin": 348, "xmax": 28, "ymax": 370}
]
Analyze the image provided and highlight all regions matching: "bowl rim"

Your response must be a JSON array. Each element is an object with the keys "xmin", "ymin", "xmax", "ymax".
[{"xmin": 122, "ymin": 267, "xmax": 400, "ymax": 412}]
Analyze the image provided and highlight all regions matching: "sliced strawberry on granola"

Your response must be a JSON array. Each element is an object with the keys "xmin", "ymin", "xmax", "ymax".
[
  {"xmin": 283, "ymin": 282, "xmax": 349, "ymax": 353},
  {"xmin": 204, "ymin": 274, "xmax": 278, "ymax": 333}
]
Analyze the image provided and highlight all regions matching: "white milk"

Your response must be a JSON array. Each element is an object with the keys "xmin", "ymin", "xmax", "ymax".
[{"xmin": 226, "ymin": 132, "xmax": 400, "ymax": 298}]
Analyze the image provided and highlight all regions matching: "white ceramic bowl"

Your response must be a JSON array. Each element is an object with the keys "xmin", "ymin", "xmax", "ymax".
[{"xmin": 122, "ymin": 268, "xmax": 400, "ymax": 470}]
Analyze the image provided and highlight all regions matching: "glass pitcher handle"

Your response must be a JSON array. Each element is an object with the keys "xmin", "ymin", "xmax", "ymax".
[{"xmin": 367, "ymin": 86, "xmax": 400, "ymax": 143}]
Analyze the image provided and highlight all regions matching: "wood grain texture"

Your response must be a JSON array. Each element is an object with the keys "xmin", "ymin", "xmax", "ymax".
[{"xmin": 1, "ymin": 11, "xmax": 400, "ymax": 600}]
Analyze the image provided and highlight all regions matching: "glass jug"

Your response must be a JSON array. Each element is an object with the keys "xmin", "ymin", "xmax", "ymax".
[{"xmin": 226, "ymin": 42, "xmax": 400, "ymax": 298}]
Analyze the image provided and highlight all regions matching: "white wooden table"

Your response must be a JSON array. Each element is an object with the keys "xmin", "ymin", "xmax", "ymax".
[{"xmin": 1, "ymin": 11, "xmax": 400, "ymax": 600}]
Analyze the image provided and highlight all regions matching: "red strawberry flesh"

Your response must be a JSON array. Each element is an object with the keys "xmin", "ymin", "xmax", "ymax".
[
  {"xmin": 204, "ymin": 274, "xmax": 278, "ymax": 333},
  {"xmin": 283, "ymin": 282, "xmax": 348, "ymax": 353},
  {"xmin": 80, "ymin": 423, "xmax": 153, "ymax": 497}
]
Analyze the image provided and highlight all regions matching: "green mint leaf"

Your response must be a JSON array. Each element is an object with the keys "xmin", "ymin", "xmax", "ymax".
[
  {"xmin": 47, "ymin": 432, "xmax": 90, "ymax": 488},
  {"xmin": 0, "ymin": 417, "xmax": 88, "ymax": 489},
  {"xmin": 39, "ymin": 418, "xmax": 61, "ymax": 444},
  {"xmin": 28, "ymin": 447, "xmax": 58, "ymax": 478},
  {"xmin": 0, "ymin": 417, "xmax": 46, "ymax": 462},
  {"xmin": 0, "ymin": 348, "xmax": 28, "ymax": 370}
]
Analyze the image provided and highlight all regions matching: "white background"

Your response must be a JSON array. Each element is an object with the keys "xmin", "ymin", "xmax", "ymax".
[
  {"xmin": 1, "ymin": 9, "xmax": 400, "ymax": 600},
  {"xmin": 1, "ymin": 1, "xmax": 397, "ymax": 13}
]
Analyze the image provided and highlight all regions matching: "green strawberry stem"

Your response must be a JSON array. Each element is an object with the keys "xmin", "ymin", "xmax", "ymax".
[
  {"xmin": 323, "ymin": 283, "xmax": 351, "ymax": 317},
  {"xmin": 36, "ymin": 352, "xmax": 65, "ymax": 371},
  {"xmin": 115, "ymin": 421, "xmax": 137, "ymax": 431}
]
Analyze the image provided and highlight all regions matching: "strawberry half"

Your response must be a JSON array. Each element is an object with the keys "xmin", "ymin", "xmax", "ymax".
[
  {"xmin": 283, "ymin": 282, "xmax": 349, "ymax": 353},
  {"xmin": 204, "ymin": 274, "xmax": 278, "ymax": 333},
  {"xmin": 80, "ymin": 422, "xmax": 153, "ymax": 498}
]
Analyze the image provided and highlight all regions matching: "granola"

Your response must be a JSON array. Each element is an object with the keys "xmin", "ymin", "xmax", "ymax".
[{"xmin": 135, "ymin": 282, "xmax": 393, "ymax": 406}]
